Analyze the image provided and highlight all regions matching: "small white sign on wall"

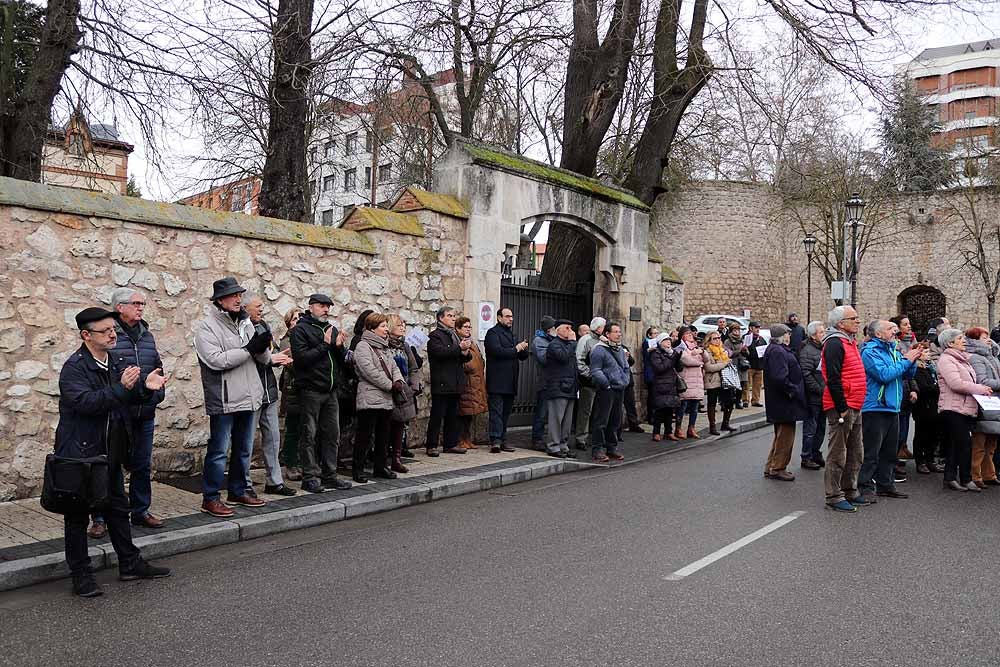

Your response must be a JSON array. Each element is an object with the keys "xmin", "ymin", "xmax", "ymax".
[{"xmin": 478, "ymin": 302, "xmax": 495, "ymax": 340}]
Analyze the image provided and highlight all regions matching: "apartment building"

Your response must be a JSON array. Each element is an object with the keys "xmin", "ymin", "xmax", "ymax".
[
  {"xmin": 906, "ymin": 38, "xmax": 1000, "ymax": 158},
  {"xmin": 41, "ymin": 110, "xmax": 133, "ymax": 195},
  {"xmin": 177, "ymin": 175, "xmax": 261, "ymax": 215}
]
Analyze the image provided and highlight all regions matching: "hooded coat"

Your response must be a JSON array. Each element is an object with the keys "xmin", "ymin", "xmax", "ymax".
[
  {"xmin": 648, "ymin": 339, "xmax": 682, "ymax": 410},
  {"xmin": 763, "ymin": 341, "xmax": 807, "ymax": 424}
]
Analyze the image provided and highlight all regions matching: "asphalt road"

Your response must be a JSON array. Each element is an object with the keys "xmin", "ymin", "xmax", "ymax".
[{"xmin": 3, "ymin": 426, "xmax": 1000, "ymax": 667}]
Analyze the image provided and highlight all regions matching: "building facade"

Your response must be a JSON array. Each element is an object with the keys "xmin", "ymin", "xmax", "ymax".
[
  {"xmin": 40, "ymin": 110, "xmax": 133, "ymax": 195},
  {"xmin": 177, "ymin": 175, "xmax": 260, "ymax": 215}
]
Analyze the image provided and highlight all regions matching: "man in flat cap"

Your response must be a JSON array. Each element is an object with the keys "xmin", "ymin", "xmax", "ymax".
[
  {"xmin": 289, "ymin": 293, "xmax": 352, "ymax": 493},
  {"xmin": 59, "ymin": 307, "xmax": 171, "ymax": 597},
  {"xmin": 194, "ymin": 277, "xmax": 272, "ymax": 517}
]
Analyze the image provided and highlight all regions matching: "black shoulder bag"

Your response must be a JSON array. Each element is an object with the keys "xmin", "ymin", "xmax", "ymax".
[{"xmin": 41, "ymin": 454, "xmax": 111, "ymax": 515}]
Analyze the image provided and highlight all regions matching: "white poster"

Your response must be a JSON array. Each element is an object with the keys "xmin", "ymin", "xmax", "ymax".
[
  {"xmin": 755, "ymin": 344, "xmax": 769, "ymax": 358},
  {"xmin": 478, "ymin": 302, "xmax": 496, "ymax": 340},
  {"xmin": 974, "ymin": 395, "xmax": 1000, "ymax": 412}
]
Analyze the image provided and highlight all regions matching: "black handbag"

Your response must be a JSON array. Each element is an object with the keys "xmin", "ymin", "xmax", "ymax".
[
  {"xmin": 676, "ymin": 374, "xmax": 688, "ymax": 395},
  {"xmin": 40, "ymin": 454, "xmax": 111, "ymax": 515}
]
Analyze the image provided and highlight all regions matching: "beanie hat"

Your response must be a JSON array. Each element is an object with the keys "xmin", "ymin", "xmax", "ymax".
[{"xmin": 540, "ymin": 315, "xmax": 556, "ymax": 331}]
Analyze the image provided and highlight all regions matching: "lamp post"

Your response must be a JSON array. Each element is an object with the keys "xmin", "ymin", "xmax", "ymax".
[
  {"xmin": 802, "ymin": 233, "xmax": 817, "ymax": 322},
  {"xmin": 845, "ymin": 193, "xmax": 866, "ymax": 310}
]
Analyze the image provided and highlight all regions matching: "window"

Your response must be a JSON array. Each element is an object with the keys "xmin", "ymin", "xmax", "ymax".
[
  {"xmin": 378, "ymin": 164, "xmax": 391, "ymax": 183},
  {"xmin": 365, "ymin": 166, "xmax": 372, "ymax": 186},
  {"xmin": 342, "ymin": 204, "xmax": 354, "ymax": 219},
  {"xmin": 344, "ymin": 168, "xmax": 356, "ymax": 190},
  {"xmin": 365, "ymin": 131, "xmax": 373, "ymax": 152},
  {"xmin": 311, "ymin": 147, "xmax": 320, "ymax": 163},
  {"xmin": 321, "ymin": 209, "xmax": 334, "ymax": 226},
  {"xmin": 345, "ymin": 133, "xmax": 358, "ymax": 154},
  {"xmin": 324, "ymin": 141, "xmax": 336, "ymax": 158},
  {"xmin": 323, "ymin": 175, "xmax": 334, "ymax": 192}
]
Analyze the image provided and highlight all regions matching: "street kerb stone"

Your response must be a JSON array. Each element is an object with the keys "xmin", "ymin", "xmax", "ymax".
[
  {"xmin": 100, "ymin": 521, "xmax": 240, "ymax": 567},
  {"xmin": 233, "ymin": 501, "xmax": 347, "ymax": 541},
  {"xmin": 423, "ymin": 475, "xmax": 491, "ymax": 500},
  {"xmin": 499, "ymin": 466, "xmax": 534, "ymax": 485},
  {"xmin": 0, "ymin": 547, "xmax": 106, "ymax": 592},
  {"xmin": 340, "ymin": 485, "xmax": 433, "ymax": 518}
]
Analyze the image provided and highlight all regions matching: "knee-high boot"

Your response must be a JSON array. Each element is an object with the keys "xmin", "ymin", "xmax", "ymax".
[
  {"xmin": 722, "ymin": 408, "xmax": 736, "ymax": 432},
  {"xmin": 708, "ymin": 406, "xmax": 720, "ymax": 436}
]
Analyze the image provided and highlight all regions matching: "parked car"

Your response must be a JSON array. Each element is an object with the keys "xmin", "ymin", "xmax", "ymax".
[{"xmin": 690, "ymin": 315, "xmax": 771, "ymax": 343}]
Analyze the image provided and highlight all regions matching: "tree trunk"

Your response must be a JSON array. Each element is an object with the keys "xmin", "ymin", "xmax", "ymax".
[
  {"xmin": 258, "ymin": 0, "xmax": 313, "ymax": 222},
  {"xmin": 623, "ymin": 0, "xmax": 712, "ymax": 206},
  {"xmin": 989, "ymin": 296, "xmax": 996, "ymax": 328},
  {"xmin": 0, "ymin": 0, "xmax": 81, "ymax": 181},
  {"xmin": 538, "ymin": 224, "xmax": 596, "ymax": 292}
]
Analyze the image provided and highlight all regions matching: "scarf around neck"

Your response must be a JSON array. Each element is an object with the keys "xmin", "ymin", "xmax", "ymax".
[{"xmin": 707, "ymin": 341, "xmax": 729, "ymax": 363}]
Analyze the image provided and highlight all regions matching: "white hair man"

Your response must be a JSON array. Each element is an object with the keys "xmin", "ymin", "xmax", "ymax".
[{"xmin": 798, "ymin": 320, "xmax": 827, "ymax": 470}]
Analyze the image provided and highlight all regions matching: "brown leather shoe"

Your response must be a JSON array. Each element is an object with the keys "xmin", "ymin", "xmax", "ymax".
[
  {"xmin": 687, "ymin": 427, "xmax": 700, "ymax": 439},
  {"xmin": 651, "ymin": 434, "xmax": 662, "ymax": 442},
  {"xmin": 131, "ymin": 513, "xmax": 164, "ymax": 529},
  {"xmin": 674, "ymin": 427, "xmax": 686, "ymax": 440},
  {"xmin": 665, "ymin": 433, "xmax": 679, "ymax": 441},
  {"xmin": 227, "ymin": 494, "xmax": 266, "ymax": 507},
  {"xmin": 87, "ymin": 522, "xmax": 107, "ymax": 539},
  {"xmin": 897, "ymin": 446, "xmax": 913, "ymax": 460},
  {"xmin": 201, "ymin": 499, "xmax": 234, "ymax": 517},
  {"xmin": 767, "ymin": 469, "xmax": 795, "ymax": 481}
]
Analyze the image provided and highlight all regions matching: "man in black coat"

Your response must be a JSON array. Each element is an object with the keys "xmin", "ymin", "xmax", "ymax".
[
  {"xmin": 543, "ymin": 320, "xmax": 579, "ymax": 458},
  {"xmin": 485, "ymin": 307, "xmax": 530, "ymax": 452},
  {"xmin": 798, "ymin": 321, "xmax": 827, "ymax": 470},
  {"xmin": 289, "ymin": 293, "xmax": 353, "ymax": 493},
  {"xmin": 426, "ymin": 305, "xmax": 472, "ymax": 455},
  {"xmin": 58, "ymin": 307, "xmax": 171, "ymax": 597}
]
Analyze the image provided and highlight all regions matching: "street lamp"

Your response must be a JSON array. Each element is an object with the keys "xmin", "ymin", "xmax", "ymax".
[
  {"xmin": 802, "ymin": 233, "xmax": 817, "ymax": 322},
  {"xmin": 844, "ymin": 192, "xmax": 866, "ymax": 309}
]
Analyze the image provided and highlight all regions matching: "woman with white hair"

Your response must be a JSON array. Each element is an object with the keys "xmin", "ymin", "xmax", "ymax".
[{"xmin": 936, "ymin": 328, "xmax": 993, "ymax": 492}]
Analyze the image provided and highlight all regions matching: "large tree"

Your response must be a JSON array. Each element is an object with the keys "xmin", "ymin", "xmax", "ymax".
[{"xmin": 879, "ymin": 77, "xmax": 952, "ymax": 192}]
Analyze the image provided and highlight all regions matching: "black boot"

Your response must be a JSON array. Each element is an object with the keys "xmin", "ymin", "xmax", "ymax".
[
  {"xmin": 721, "ymin": 409, "xmax": 736, "ymax": 431},
  {"xmin": 708, "ymin": 407, "xmax": 720, "ymax": 436}
]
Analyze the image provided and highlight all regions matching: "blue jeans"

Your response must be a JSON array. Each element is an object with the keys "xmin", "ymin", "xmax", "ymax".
[
  {"xmin": 488, "ymin": 394, "xmax": 515, "ymax": 444},
  {"xmin": 801, "ymin": 401, "xmax": 826, "ymax": 462},
  {"xmin": 678, "ymin": 399, "xmax": 699, "ymax": 430},
  {"xmin": 203, "ymin": 411, "xmax": 255, "ymax": 501},
  {"xmin": 531, "ymin": 391, "xmax": 548, "ymax": 444}
]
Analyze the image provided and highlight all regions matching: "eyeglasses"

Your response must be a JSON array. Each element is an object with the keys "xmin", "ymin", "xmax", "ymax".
[
  {"xmin": 86, "ymin": 326, "xmax": 116, "ymax": 336},
  {"xmin": 840, "ymin": 316, "xmax": 860, "ymax": 322},
  {"xmin": 124, "ymin": 301, "xmax": 146, "ymax": 307}
]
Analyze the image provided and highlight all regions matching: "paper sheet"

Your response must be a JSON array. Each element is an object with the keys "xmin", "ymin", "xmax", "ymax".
[
  {"xmin": 755, "ymin": 344, "xmax": 769, "ymax": 358},
  {"xmin": 405, "ymin": 328, "xmax": 429, "ymax": 349},
  {"xmin": 973, "ymin": 394, "xmax": 1000, "ymax": 411}
]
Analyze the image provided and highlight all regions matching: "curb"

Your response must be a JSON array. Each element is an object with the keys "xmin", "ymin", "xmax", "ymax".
[
  {"xmin": 607, "ymin": 414, "xmax": 770, "ymax": 468},
  {"xmin": 0, "ymin": 458, "xmax": 583, "ymax": 593}
]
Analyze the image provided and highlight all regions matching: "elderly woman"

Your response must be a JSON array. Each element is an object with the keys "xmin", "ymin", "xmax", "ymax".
[
  {"xmin": 456, "ymin": 316, "xmax": 487, "ymax": 449},
  {"xmin": 762, "ymin": 324, "xmax": 807, "ymax": 481},
  {"xmin": 648, "ymin": 332, "xmax": 681, "ymax": 441},
  {"xmin": 703, "ymin": 330, "xmax": 734, "ymax": 436},
  {"xmin": 387, "ymin": 314, "xmax": 420, "ymax": 473},
  {"xmin": 964, "ymin": 327, "xmax": 1000, "ymax": 487},
  {"xmin": 936, "ymin": 328, "xmax": 993, "ymax": 492},
  {"xmin": 352, "ymin": 312, "xmax": 405, "ymax": 483},
  {"xmin": 675, "ymin": 328, "xmax": 707, "ymax": 440},
  {"xmin": 278, "ymin": 308, "xmax": 302, "ymax": 481}
]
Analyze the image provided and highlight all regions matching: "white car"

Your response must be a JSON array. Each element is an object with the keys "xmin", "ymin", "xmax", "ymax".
[{"xmin": 690, "ymin": 315, "xmax": 771, "ymax": 343}]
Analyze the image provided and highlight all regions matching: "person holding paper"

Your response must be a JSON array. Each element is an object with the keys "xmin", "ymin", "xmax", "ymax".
[
  {"xmin": 963, "ymin": 327, "xmax": 1000, "ymax": 488},
  {"xmin": 936, "ymin": 328, "xmax": 993, "ymax": 492},
  {"xmin": 746, "ymin": 322, "xmax": 766, "ymax": 407},
  {"xmin": 858, "ymin": 320, "xmax": 924, "ymax": 501}
]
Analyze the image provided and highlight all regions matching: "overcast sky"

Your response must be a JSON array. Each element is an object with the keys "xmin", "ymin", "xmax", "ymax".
[{"xmin": 118, "ymin": 4, "xmax": 1000, "ymax": 203}]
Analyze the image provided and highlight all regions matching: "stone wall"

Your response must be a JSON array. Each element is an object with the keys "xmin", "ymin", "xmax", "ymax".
[{"xmin": 0, "ymin": 178, "xmax": 466, "ymax": 500}]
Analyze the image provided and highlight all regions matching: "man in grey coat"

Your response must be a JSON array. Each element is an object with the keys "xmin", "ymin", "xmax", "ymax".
[{"xmin": 573, "ymin": 316, "xmax": 606, "ymax": 450}]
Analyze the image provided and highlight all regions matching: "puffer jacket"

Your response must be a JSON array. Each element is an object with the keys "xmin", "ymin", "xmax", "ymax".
[
  {"xmin": 937, "ymin": 347, "xmax": 990, "ymax": 417},
  {"xmin": 289, "ymin": 311, "xmax": 345, "ymax": 394},
  {"xmin": 253, "ymin": 319, "xmax": 280, "ymax": 407},
  {"xmin": 195, "ymin": 307, "xmax": 270, "ymax": 416},
  {"xmin": 353, "ymin": 330, "xmax": 403, "ymax": 411},
  {"xmin": 821, "ymin": 331, "xmax": 866, "ymax": 413},
  {"xmin": 589, "ymin": 342, "xmax": 630, "ymax": 390},
  {"xmin": 798, "ymin": 337, "xmax": 825, "ymax": 403},
  {"xmin": 702, "ymin": 346, "xmax": 730, "ymax": 390},
  {"xmin": 576, "ymin": 332, "xmax": 603, "ymax": 379},
  {"xmin": 112, "ymin": 317, "xmax": 164, "ymax": 420},
  {"xmin": 532, "ymin": 329, "xmax": 552, "ymax": 368},
  {"xmin": 648, "ymin": 345, "xmax": 681, "ymax": 410},
  {"xmin": 912, "ymin": 362, "xmax": 939, "ymax": 418},
  {"xmin": 860, "ymin": 337, "xmax": 916, "ymax": 413},
  {"xmin": 966, "ymin": 338, "xmax": 1000, "ymax": 433},
  {"xmin": 459, "ymin": 342, "xmax": 488, "ymax": 416},
  {"xmin": 677, "ymin": 342, "xmax": 708, "ymax": 400}
]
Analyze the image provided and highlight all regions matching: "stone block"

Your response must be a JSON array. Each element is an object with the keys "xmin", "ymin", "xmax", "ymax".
[
  {"xmin": 25, "ymin": 225, "xmax": 66, "ymax": 258},
  {"xmin": 110, "ymin": 232, "xmax": 154, "ymax": 263},
  {"xmin": 103, "ymin": 523, "xmax": 240, "ymax": 566},
  {"xmin": 340, "ymin": 485, "xmax": 432, "ymax": 518},
  {"xmin": 0, "ymin": 549, "xmax": 106, "ymax": 593},
  {"xmin": 499, "ymin": 466, "xmax": 533, "ymax": 485},
  {"xmin": 233, "ymin": 501, "xmax": 347, "ymax": 541}
]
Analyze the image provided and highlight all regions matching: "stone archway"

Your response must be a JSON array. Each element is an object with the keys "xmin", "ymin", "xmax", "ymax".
[{"xmin": 897, "ymin": 285, "xmax": 946, "ymax": 338}]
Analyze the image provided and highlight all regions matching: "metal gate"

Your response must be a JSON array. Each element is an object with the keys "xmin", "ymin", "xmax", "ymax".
[{"xmin": 500, "ymin": 274, "xmax": 592, "ymax": 426}]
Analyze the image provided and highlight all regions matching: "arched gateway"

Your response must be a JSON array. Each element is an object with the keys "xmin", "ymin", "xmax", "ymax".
[
  {"xmin": 434, "ymin": 140, "xmax": 653, "ymax": 423},
  {"xmin": 897, "ymin": 285, "xmax": 947, "ymax": 338}
]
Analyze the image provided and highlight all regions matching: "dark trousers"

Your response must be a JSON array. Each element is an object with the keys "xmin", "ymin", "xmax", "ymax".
[
  {"xmin": 65, "ymin": 450, "xmax": 140, "ymax": 577},
  {"xmin": 590, "ymin": 388, "xmax": 623, "ymax": 455},
  {"xmin": 898, "ymin": 406, "xmax": 912, "ymax": 448},
  {"xmin": 531, "ymin": 390, "xmax": 548, "ymax": 444},
  {"xmin": 706, "ymin": 387, "xmax": 734, "ymax": 412},
  {"xmin": 623, "ymin": 381, "xmax": 639, "ymax": 427},
  {"xmin": 279, "ymin": 411, "xmax": 300, "ymax": 468},
  {"xmin": 644, "ymin": 382, "xmax": 656, "ymax": 425},
  {"xmin": 354, "ymin": 408, "xmax": 391, "ymax": 474},
  {"xmin": 911, "ymin": 410, "xmax": 939, "ymax": 465},
  {"xmin": 93, "ymin": 416, "xmax": 156, "ymax": 524},
  {"xmin": 941, "ymin": 410, "xmax": 974, "ymax": 484},
  {"xmin": 859, "ymin": 411, "xmax": 900, "ymax": 494},
  {"xmin": 299, "ymin": 389, "xmax": 340, "ymax": 483},
  {"xmin": 426, "ymin": 394, "xmax": 460, "ymax": 450},
  {"xmin": 652, "ymin": 407, "xmax": 674, "ymax": 436},
  {"xmin": 488, "ymin": 394, "xmax": 515, "ymax": 444},
  {"xmin": 801, "ymin": 400, "xmax": 826, "ymax": 462}
]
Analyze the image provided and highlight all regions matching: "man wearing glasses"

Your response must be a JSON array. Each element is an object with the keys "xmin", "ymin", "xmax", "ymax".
[
  {"xmin": 821, "ymin": 305, "xmax": 868, "ymax": 512},
  {"xmin": 88, "ymin": 289, "xmax": 166, "ymax": 539}
]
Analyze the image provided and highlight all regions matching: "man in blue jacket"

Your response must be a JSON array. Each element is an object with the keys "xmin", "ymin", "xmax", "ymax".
[
  {"xmin": 588, "ymin": 322, "xmax": 631, "ymax": 462},
  {"xmin": 59, "ymin": 307, "xmax": 171, "ymax": 597},
  {"xmin": 859, "ymin": 319, "xmax": 925, "ymax": 500},
  {"xmin": 484, "ymin": 307, "xmax": 530, "ymax": 453}
]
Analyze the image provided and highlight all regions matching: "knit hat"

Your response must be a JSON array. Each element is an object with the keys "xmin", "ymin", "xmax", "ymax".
[
  {"xmin": 590, "ymin": 316, "xmax": 607, "ymax": 331},
  {"xmin": 654, "ymin": 332, "xmax": 672, "ymax": 347},
  {"xmin": 540, "ymin": 315, "xmax": 556, "ymax": 331},
  {"xmin": 770, "ymin": 324, "xmax": 790, "ymax": 339}
]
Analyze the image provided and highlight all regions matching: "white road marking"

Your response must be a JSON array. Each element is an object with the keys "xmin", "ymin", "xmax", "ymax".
[{"xmin": 663, "ymin": 511, "xmax": 806, "ymax": 581}]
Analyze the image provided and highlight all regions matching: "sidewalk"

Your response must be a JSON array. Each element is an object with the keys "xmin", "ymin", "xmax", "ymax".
[{"xmin": 0, "ymin": 404, "xmax": 768, "ymax": 592}]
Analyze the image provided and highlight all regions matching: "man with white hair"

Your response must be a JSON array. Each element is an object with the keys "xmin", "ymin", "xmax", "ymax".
[
  {"xmin": 88, "ymin": 288, "xmax": 166, "ymax": 538},
  {"xmin": 574, "ymin": 316, "xmax": 606, "ymax": 450},
  {"xmin": 798, "ymin": 320, "xmax": 827, "ymax": 470},
  {"xmin": 821, "ymin": 305, "xmax": 867, "ymax": 512}
]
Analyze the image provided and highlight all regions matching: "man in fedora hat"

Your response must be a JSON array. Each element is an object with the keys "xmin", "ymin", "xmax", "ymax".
[
  {"xmin": 289, "ymin": 293, "xmax": 352, "ymax": 493},
  {"xmin": 194, "ymin": 277, "xmax": 273, "ymax": 517}
]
